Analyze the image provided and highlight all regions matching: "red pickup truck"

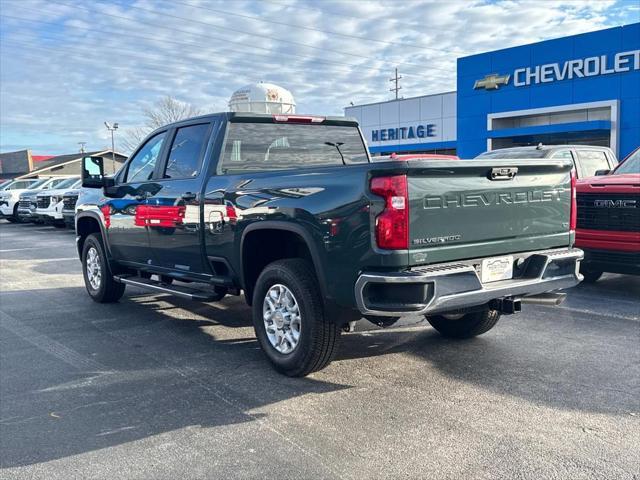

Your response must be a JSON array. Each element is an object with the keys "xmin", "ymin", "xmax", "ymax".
[{"xmin": 576, "ymin": 147, "xmax": 639, "ymax": 282}]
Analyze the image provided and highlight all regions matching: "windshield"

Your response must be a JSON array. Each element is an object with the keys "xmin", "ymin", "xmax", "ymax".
[
  {"xmin": 0, "ymin": 181, "xmax": 14, "ymax": 190},
  {"xmin": 54, "ymin": 177, "xmax": 80, "ymax": 189},
  {"xmin": 614, "ymin": 148, "xmax": 639, "ymax": 175},
  {"xmin": 476, "ymin": 148, "xmax": 548, "ymax": 159},
  {"xmin": 27, "ymin": 178, "xmax": 51, "ymax": 189}
]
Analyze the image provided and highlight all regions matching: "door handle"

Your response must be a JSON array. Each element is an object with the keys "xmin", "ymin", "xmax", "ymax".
[
  {"xmin": 181, "ymin": 192, "xmax": 197, "ymax": 201},
  {"xmin": 135, "ymin": 192, "xmax": 151, "ymax": 201}
]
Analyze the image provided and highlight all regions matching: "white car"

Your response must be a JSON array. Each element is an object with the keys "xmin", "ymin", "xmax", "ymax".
[
  {"xmin": 1, "ymin": 179, "xmax": 38, "ymax": 191},
  {"xmin": 34, "ymin": 177, "xmax": 82, "ymax": 227},
  {"xmin": 0, "ymin": 177, "xmax": 75, "ymax": 222}
]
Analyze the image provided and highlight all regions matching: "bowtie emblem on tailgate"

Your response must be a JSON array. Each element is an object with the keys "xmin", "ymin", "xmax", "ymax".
[{"xmin": 489, "ymin": 167, "xmax": 518, "ymax": 180}]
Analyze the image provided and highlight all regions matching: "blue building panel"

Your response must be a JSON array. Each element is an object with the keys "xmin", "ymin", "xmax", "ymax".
[
  {"xmin": 351, "ymin": 23, "xmax": 639, "ymax": 159},
  {"xmin": 457, "ymin": 23, "xmax": 640, "ymax": 159}
]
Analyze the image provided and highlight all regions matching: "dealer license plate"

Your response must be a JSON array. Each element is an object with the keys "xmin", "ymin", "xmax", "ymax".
[{"xmin": 481, "ymin": 255, "xmax": 514, "ymax": 283}]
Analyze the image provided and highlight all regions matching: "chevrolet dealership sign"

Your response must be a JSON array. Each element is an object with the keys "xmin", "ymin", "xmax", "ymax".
[{"xmin": 474, "ymin": 49, "xmax": 640, "ymax": 90}]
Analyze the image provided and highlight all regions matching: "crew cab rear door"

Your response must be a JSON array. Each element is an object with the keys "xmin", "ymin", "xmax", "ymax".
[{"xmin": 144, "ymin": 119, "xmax": 217, "ymax": 276}]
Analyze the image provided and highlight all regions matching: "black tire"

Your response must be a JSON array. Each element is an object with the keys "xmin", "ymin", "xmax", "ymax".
[
  {"xmin": 159, "ymin": 275, "xmax": 174, "ymax": 285},
  {"xmin": 252, "ymin": 259, "xmax": 340, "ymax": 377},
  {"xmin": 7, "ymin": 204, "xmax": 19, "ymax": 223},
  {"xmin": 53, "ymin": 221, "xmax": 66, "ymax": 229},
  {"xmin": 580, "ymin": 267, "xmax": 603, "ymax": 283},
  {"xmin": 427, "ymin": 308, "xmax": 500, "ymax": 339},
  {"xmin": 82, "ymin": 233, "xmax": 126, "ymax": 303}
]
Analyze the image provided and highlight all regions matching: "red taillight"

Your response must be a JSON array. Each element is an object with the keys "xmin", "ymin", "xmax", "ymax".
[
  {"xmin": 570, "ymin": 168, "xmax": 577, "ymax": 232},
  {"xmin": 370, "ymin": 175, "xmax": 409, "ymax": 249},
  {"xmin": 100, "ymin": 205, "xmax": 111, "ymax": 229},
  {"xmin": 272, "ymin": 115, "xmax": 325, "ymax": 124}
]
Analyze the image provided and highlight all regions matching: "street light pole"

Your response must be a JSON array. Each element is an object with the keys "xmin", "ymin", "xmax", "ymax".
[{"xmin": 104, "ymin": 122, "xmax": 119, "ymax": 174}]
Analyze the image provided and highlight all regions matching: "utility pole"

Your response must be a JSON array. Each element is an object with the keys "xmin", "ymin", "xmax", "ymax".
[
  {"xmin": 104, "ymin": 122, "xmax": 119, "ymax": 174},
  {"xmin": 78, "ymin": 142, "xmax": 86, "ymax": 153},
  {"xmin": 389, "ymin": 68, "xmax": 402, "ymax": 100}
]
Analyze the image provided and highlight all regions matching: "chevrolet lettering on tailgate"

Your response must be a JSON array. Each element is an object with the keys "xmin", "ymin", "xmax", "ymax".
[{"xmin": 424, "ymin": 189, "xmax": 562, "ymax": 209}]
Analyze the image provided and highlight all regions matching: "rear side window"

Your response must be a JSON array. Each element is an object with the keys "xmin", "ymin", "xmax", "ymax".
[
  {"xmin": 550, "ymin": 150, "xmax": 573, "ymax": 160},
  {"xmin": 576, "ymin": 150, "xmax": 610, "ymax": 178},
  {"xmin": 219, "ymin": 122, "xmax": 368, "ymax": 174},
  {"xmin": 125, "ymin": 132, "xmax": 167, "ymax": 183},
  {"xmin": 164, "ymin": 123, "xmax": 210, "ymax": 179},
  {"xmin": 476, "ymin": 149, "xmax": 547, "ymax": 159}
]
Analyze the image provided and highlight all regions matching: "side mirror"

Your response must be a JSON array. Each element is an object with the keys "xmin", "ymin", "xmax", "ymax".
[
  {"xmin": 595, "ymin": 169, "xmax": 611, "ymax": 176},
  {"xmin": 82, "ymin": 156, "xmax": 105, "ymax": 188}
]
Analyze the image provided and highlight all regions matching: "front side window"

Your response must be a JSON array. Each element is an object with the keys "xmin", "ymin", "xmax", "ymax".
[
  {"xmin": 7, "ymin": 181, "xmax": 33, "ymax": 190},
  {"xmin": 577, "ymin": 150, "xmax": 610, "ymax": 178},
  {"xmin": 614, "ymin": 148, "xmax": 639, "ymax": 175},
  {"xmin": 27, "ymin": 178, "xmax": 50, "ymax": 189},
  {"xmin": 53, "ymin": 178, "xmax": 80, "ymax": 189},
  {"xmin": 164, "ymin": 124, "xmax": 210, "ymax": 179},
  {"xmin": 125, "ymin": 132, "xmax": 167, "ymax": 183},
  {"xmin": 220, "ymin": 122, "xmax": 368, "ymax": 174}
]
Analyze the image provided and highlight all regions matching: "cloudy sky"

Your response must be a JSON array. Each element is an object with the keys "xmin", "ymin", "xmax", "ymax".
[{"xmin": 1, "ymin": 0, "xmax": 638, "ymax": 154}]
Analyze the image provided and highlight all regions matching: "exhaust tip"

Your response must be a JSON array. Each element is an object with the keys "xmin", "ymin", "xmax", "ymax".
[{"xmin": 521, "ymin": 293, "xmax": 567, "ymax": 306}]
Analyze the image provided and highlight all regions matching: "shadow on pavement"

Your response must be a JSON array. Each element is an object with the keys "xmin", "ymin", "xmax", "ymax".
[
  {"xmin": 0, "ymin": 287, "xmax": 349, "ymax": 469},
  {"xmin": 338, "ymin": 307, "xmax": 639, "ymax": 416},
  {"xmin": 2, "ymin": 274, "xmax": 638, "ymax": 468}
]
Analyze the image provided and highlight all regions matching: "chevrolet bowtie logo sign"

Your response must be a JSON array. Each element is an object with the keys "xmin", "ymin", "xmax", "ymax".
[{"xmin": 474, "ymin": 73, "xmax": 511, "ymax": 90}]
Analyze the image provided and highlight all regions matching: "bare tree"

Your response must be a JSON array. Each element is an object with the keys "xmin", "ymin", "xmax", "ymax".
[{"xmin": 120, "ymin": 96, "xmax": 202, "ymax": 153}]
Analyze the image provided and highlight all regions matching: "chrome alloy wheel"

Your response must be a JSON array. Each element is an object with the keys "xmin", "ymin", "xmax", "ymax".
[
  {"xmin": 263, "ymin": 284, "xmax": 302, "ymax": 354},
  {"xmin": 86, "ymin": 246, "xmax": 102, "ymax": 290}
]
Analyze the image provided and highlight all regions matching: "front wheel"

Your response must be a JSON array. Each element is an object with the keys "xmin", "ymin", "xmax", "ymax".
[
  {"xmin": 427, "ymin": 308, "xmax": 500, "ymax": 339},
  {"xmin": 252, "ymin": 259, "xmax": 340, "ymax": 377},
  {"xmin": 6, "ymin": 204, "xmax": 19, "ymax": 223},
  {"xmin": 82, "ymin": 233, "xmax": 126, "ymax": 303}
]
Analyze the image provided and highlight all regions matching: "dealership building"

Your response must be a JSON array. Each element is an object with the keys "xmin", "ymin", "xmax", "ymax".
[{"xmin": 345, "ymin": 23, "xmax": 640, "ymax": 160}]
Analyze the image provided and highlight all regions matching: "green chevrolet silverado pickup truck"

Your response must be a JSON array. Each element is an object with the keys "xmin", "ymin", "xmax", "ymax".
[{"xmin": 76, "ymin": 112, "xmax": 583, "ymax": 376}]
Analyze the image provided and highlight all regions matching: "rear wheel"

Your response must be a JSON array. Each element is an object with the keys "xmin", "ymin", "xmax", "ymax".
[
  {"xmin": 82, "ymin": 233, "xmax": 126, "ymax": 303},
  {"xmin": 580, "ymin": 266, "xmax": 603, "ymax": 283},
  {"xmin": 252, "ymin": 259, "xmax": 340, "ymax": 377},
  {"xmin": 53, "ymin": 221, "xmax": 66, "ymax": 229},
  {"xmin": 427, "ymin": 308, "xmax": 500, "ymax": 339}
]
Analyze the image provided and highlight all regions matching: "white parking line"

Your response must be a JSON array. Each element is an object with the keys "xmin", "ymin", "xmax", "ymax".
[
  {"xmin": 0, "ymin": 311, "xmax": 108, "ymax": 372},
  {"xmin": 0, "ymin": 247, "xmax": 68, "ymax": 253}
]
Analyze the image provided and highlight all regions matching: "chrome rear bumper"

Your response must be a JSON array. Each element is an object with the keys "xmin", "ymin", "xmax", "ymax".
[{"xmin": 355, "ymin": 248, "xmax": 583, "ymax": 317}]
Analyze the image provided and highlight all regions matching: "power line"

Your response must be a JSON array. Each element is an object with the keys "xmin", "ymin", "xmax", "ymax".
[
  {"xmin": 1, "ymin": 11, "xmax": 455, "ymax": 76},
  {"xmin": 0, "ymin": 26, "xmax": 440, "ymax": 84},
  {"xmin": 263, "ymin": 0, "xmax": 470, "ymax": 54},
  {"xmin": 46, "ymin": 0, "xmax": 454, "ymax": 72},
  {"xmin": 171, "ymin": 0, "xmax": 466, "ymax": 58},
  {"xmin": 3, "ymin": 37, "xmax": 450, "ymax": 97}
]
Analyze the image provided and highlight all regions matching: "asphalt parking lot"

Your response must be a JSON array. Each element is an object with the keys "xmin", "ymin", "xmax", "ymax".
[{"xmin": 0, "ymin": 221, "xmax": 638, "ymax": 479}]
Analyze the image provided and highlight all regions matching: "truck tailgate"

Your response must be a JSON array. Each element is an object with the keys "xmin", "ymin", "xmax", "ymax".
[{"xmin": 406, "ymin": 159, "xmax": 573, "ymax": 265}]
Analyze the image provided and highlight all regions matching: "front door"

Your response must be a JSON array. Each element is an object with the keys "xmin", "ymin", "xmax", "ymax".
[
  {"xmin": 145, "ymin": 121, "xmax": 214, "ymax": 276},
  {"xmin": 106, "ymin": 131, "xmax": 168, "ymax": 265}
]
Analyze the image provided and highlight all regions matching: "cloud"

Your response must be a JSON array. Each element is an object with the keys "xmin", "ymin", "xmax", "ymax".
[{"xmin": 0, "ymin": 0, "xmax": 638, "ymax": 153}]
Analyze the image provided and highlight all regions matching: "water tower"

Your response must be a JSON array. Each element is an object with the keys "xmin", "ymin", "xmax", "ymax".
[{"xmin": 228, "ymin": 82, "xmax": 296, "ymax": 114}]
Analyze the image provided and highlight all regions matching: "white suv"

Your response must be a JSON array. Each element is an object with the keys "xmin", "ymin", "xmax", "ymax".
[
  {"xmin": 35, "ymin": 177, "xmax": 82, "ymax": 227},
  {"xmin": 0, "ymin": 177, "xmax": 74, "ymax": 222}
]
